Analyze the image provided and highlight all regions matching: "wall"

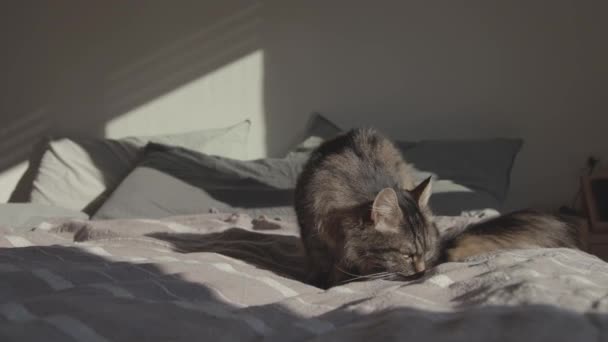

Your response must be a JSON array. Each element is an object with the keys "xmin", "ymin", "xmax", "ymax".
[
  {"xmin": 1, "ymin": 0, "xmax": 606, "ymax": 210},
  {"xmin": 0, "ymin": 0, "xmax": 266, "ymax": 201}
]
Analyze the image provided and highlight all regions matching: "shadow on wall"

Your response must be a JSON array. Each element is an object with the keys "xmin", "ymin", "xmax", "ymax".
[
  {"xmin": 260, "ymin": 1, "xmax": 608, "ymax": 210},
  {"xmin": 1, "ymin": 243, "xmax": 603, "ymax": 340},
  {"xmin": 0, "ymin": 109, "xmax": 49, "ymax": 174},
  {"xmin": 2, "ymin": 0, "xmax": 262, "ymax": 200},
  {"xmin": 260, "ymin": 1, "xmax": 529, "ymax": 156}
]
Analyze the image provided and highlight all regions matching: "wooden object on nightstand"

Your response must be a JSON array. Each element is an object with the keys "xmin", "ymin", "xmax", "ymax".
[{"xmin": 581, "ymin": 172, "xmax": 608, "ymax": 261}]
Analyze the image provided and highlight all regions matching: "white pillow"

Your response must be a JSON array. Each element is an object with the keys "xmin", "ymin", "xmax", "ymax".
[{"xmin": 29, "ymin": 120, "xmax": 250, "ymax": 213}]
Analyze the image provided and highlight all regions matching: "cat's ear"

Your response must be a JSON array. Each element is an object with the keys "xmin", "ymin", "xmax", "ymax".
[
  {"xmin": 410, "ymin": 176, "xmax": 432, "ymax": 208},
  {"xmin": 372, "ymin": 187, "xmax": 402, "ymax": 231}
]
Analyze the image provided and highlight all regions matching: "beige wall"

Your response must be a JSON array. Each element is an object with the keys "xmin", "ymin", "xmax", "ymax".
[{"xmin": 1, "ymin": 0, "xmax": 606, "ymax": 210}]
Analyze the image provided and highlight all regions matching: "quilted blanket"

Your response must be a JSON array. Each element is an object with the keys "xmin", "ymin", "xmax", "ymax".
[{"xmin": 1, "ymin": 212, "xmax": 607, "ymax": 341}]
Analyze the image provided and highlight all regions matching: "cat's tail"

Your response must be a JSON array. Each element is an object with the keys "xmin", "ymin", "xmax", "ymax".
[{"xmin": 439, "ymin": 209, "xmax": 583, "ymax": 262}]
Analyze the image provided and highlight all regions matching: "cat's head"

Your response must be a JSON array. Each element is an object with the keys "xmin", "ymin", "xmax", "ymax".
[{"xmin": 339, "ymin": 177, "xmax": 439, "ymax": 281}]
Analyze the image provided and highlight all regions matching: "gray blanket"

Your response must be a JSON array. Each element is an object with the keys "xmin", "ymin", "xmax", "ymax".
[{"xmin": 1, "ymin": 212, "xmax": 607, "ymax": 341}]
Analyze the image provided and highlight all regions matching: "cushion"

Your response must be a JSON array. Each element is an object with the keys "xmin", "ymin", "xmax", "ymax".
[
  {"xmin": 397, "ymin": 139, "xmax": 523, "ymax": 206},
  {"xmin": 27, "ymin": 120, "xmax": 251, "ymax": 214},
  {"xmin": 289, "ymin": 112, "xmax": 342, "ymax": 154},
  {"xmin": 92, "ymin": 143, "xmax": 308, "ymax": 220},
  {"xmin": 286, "ymin": 113, "xmax": 522, "ymax": 215},
  {"xmin": 287, "ymin": 112, "xmax": 415, "ymax": 154},
  {"xmin": 0, "ymin": 203, "xmax": 88, "ymax": 228}
]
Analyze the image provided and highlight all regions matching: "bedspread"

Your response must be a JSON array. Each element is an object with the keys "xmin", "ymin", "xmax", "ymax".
[{"xmin": 1, "ymin": 212, "xmax": 607, "ymax": 341}]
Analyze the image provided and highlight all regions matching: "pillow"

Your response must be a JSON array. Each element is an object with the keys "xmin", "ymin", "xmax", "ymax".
[
  {"xmin": 397, "ymin": 139, "xmax": 523, "ymax": 206},
  {"xmin": 27, "ymin": 120, "xmax": 251, "ymax": 214},
  {"xmin": 92, "ymin": 143, "xmax": 308, "ymax": 220},
  {"xmin": 289, "ymin": 112, "xmax": 342, "ymax": 154},
  {"xmin": 0, "ymin": 203, "xmax": 88, "ymax": 229},
  {"xmin": 287, "ymin": 113, "xmax": 521, "ymax": 215}
]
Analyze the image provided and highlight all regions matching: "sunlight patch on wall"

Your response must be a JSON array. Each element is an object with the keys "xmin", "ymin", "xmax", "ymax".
[
  {"xmin": 105, "ymin": 49, "xmax": 266, "ymax": 158},
  {"xmin": 103, "ymin": 1, "xmax": 265, "ymax": 158}
]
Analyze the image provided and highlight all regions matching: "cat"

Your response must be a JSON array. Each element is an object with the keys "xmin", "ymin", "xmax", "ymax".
[
  {"xmin": 440, "ymin": 209, "xmax": 582, "ymax": 262},
  {"xmin": 295, "ymin": 128, "xmax": 440, "ymax": 288}
]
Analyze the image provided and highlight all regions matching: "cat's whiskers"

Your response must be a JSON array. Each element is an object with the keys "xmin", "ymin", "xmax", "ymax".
[
  {"xmin": 335, "ymin": 265, "xmax": 395, "ymax": 284},
  {"xmin": 339, "ymin": 276, "xmax": 377, "ymax": 284},
  {"xmin": 370, "ymin": 272, "xmax": 400, "ymax": 281},
  {"xmin": 334, "ymin": 265, "xmax": 361, "ymax": 278}
]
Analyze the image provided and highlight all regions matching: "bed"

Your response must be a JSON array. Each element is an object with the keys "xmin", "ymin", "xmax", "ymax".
[
  {"xmin": 2, "ymin": 212, "xmax": 608, "ymax": 341},
  {"xmin": 2, "ymin": 114, "xmax": 607, "ymax": 341}
]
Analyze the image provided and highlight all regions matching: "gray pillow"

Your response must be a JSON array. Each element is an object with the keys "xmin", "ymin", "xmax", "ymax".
[
  {"xmin": 289, "ymin": 112, "xmax": 342, "ymax": 154},
  {"xmin": 287, "ymin": 114, "xmax": 521, "ymax": 215},
  {"xmin": 93, "ymin": 144, "xmax": 308, "ymax": 220},
  {"xmin": 0, "ymin": 203, "xmax": 88, "ymax": 229},
  {"xmin": 26, "ymin": 120, "xmax": 251, "ymax": 214},
  {"xmin": 398, "ymin": 139, "xmax": 523, "ymax": 206}
]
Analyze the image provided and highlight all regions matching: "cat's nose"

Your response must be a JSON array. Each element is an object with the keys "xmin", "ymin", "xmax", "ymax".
[{"xmin": 414, "ymin": 258, "xmax": 426, "ymax": 273}]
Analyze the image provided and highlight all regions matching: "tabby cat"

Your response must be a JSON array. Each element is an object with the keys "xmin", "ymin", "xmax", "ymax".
[{"xmin": 295, "ymin": 128, "xmax": 440, "ymax": 288}]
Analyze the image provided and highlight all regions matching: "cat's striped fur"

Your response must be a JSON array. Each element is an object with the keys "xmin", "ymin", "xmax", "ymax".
[{"xmin": 295, "ymin": 128, "xmax": 440, "ymax": 288}]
